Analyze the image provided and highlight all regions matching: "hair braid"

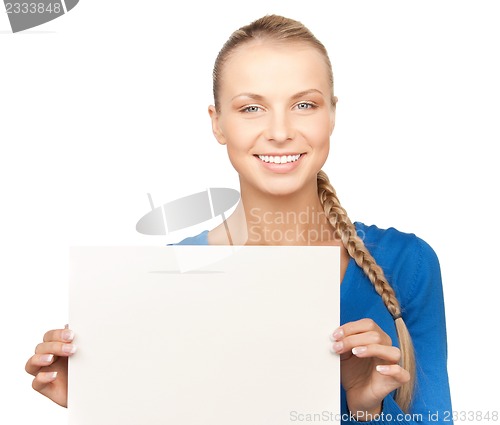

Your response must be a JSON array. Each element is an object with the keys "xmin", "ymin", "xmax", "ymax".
[{"xmin": 317, "ymin": 170, "xmax": 416, "ymax": 412}]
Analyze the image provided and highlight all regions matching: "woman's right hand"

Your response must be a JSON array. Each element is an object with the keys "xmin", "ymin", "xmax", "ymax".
[{"xmin": 25, "ymin": 327, "xmax": 77, "ymax": 408}]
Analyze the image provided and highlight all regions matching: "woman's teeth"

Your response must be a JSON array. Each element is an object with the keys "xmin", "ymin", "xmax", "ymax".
[{"xmin": 258, "ymin": 154, "xmax": 301, "ymax": 164}]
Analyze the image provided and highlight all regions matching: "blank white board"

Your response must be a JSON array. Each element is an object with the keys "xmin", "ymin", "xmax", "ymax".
[{"xmin": 68, "ymin": 246, "xmax": 340, "ymax": 425}]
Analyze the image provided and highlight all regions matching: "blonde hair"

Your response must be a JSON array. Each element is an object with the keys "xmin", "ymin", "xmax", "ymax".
[
  {"xmin": 212, "ymin": 14, "xmax": 415, "ymax": 412},
  {"xmin": 213, "ymin": 14, "xmax": 336, "ymax": 111},
  {"xmin": 317, "ymin": 171, "xmax": 415, "ymax": 412}
]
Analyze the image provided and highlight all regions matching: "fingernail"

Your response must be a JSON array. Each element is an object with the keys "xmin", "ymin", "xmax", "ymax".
[
  {"xmin": 62, "ymin": 329, "xmax": 74, "ymax": 342},
  {"xmin": 44, "ymin": 371, "xmax": 58, "ymax": 381},
  {"xmin": 62, "ymin": 344, "xmax": 77, "ymax": 354},
  {"xmin": 376, "ymin": 365, "xmax": 390, "ymax": 373},
  {"xmin": 332, "ymin": 341, "xmax": 343, "ymax": 352},
  {"xmin": 352, "ymin": 346, "xmax": 367, "ymax": 355},
  {"xmin": 332, "ymin": 328, "xmax": 344, "ymax": 340},
  {"xmin": 40, "ymin": 354, "xmax": 54, "ymax": 363}
]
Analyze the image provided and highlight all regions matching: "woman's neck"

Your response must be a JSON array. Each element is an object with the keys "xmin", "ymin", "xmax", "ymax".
[{"xmin": 211, "ymin": 183, "xmax": 337, "ymax": 246}]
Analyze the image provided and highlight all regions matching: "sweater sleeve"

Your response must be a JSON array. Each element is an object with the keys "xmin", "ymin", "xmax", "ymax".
[
  {"xmin": 343, "ymin": 235, "xmax": 453, "ymax": 424},
  {"xmin": 402, "ymin": 236, "xmax": 453, "ymax": 423}
]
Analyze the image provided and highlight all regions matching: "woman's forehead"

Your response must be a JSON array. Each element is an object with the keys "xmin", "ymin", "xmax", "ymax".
[{"xmin": 220, "ymin": 41, "xmax": 331, "ymax": 97}]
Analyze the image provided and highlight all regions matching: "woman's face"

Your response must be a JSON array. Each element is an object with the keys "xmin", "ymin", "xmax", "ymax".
[{"xmin": 209, "ymin": 41, "xmax": 336, "ymax": 197}]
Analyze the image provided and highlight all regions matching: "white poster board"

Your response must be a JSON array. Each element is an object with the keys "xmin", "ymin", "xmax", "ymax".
[{"xmin": 68, "ymin": 246, "xmax": 340, "ymax": 425}]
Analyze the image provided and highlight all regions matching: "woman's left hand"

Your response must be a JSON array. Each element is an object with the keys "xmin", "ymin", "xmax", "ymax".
[{"xmin": 331, "ymin": 318, "xmax": 410, "ymax": 420}]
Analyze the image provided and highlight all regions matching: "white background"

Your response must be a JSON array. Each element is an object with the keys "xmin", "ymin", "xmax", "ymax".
[{"xmin": 1, "ymin": 1, "xmax": 499, "ymax": 423}]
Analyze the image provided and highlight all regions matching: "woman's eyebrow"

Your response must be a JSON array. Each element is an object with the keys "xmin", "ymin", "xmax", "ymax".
[
  {"xmin": 231, "ymin": 93, "xmax": 265, "ymax": 102},
  {"xmin": 290, "ymin": 89, "xmax": 324, "ymax": 100},
  {"xmin": 231, "ymin": 89, "xmax": 324, "ymax": 102}
]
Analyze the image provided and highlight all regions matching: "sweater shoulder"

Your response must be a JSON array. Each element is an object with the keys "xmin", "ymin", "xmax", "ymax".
[
  {"xmin": 355, "ymin": 222, "xmax": 441, "ymax": 302},
  {"xmin": 355, "ymin": 221, "xmax": 437, "ymax": 261}
]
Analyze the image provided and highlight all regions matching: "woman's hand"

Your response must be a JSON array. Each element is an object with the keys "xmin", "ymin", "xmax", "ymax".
[
  {"xmin": 25, "ymin": 327, "xmax": 77, "ymax": 408},
  {"xmin": 332, "ymin": 318, "xmax": 410, "ymax": 421}
]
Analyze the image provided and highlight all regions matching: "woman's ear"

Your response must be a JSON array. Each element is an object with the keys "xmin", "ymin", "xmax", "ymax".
[
  {"xmin": 329, "ymin": 99, "xmax": 337, "ymax": 135},
  {"xmin": 208, "ymin": 105, "xmax": 227, "ymax": 145}
]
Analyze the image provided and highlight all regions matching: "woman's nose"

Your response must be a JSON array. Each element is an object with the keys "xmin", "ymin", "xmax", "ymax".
[{"xmin": 265, "ymin": 111, "xmax": 294, "ymax": 143}]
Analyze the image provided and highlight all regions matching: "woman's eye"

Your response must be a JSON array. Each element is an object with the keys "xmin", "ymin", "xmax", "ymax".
[
  {"xmin": 296, "ymin": 102, "xmax": 315, "ymax": 110},
  {"xmin": 242, "ymin": 105, "xmax": 262, "ymax": 113}
]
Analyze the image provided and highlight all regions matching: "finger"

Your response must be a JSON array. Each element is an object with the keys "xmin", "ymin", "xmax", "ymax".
[
  {"xmin": 43, "ymin": 328, "xmax": 74, "ymax": 343},
  {"xmin": 32, "ymin": 371, "xmax": 58, "ymax": 393},
  {"xmin": 332, "ymin": 331, "xmax": 389, "ymax": 355},
  {"xmin": 333, "ymin": 319, "xmax": 391, "ymax": 345},
  {"xmin": 351, "ymin": 345, "xmax": 401, "ymax": 363},
  {"xmin": 25, "ymin": 354, "xmax": 56, "ymax": 376},
  {"xmin": 35, "ymin": 341, "xmax": 77, "ymax": 356},
  {"xmin": 376, "ymin": 364, "xmax": 411, "ymax": 384},
  {"xmin": 333, "ymin": 318, "xmax": 382, "ymax": 338}
]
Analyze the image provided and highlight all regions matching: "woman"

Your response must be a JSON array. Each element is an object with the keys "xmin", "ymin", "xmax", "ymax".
[{"xmin": 25, "ymin": 15, "xmax": 452, "ymax": 423}]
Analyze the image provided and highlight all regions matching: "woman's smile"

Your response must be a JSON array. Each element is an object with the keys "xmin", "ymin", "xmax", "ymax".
[{"xmin": 254, "ymin": 152, "xmax": 306, "ymax": 174}]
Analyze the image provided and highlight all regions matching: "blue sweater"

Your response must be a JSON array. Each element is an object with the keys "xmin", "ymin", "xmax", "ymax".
[{"xmin": 176, "ymin": 222, "xmax": 453, "ymax": 424}]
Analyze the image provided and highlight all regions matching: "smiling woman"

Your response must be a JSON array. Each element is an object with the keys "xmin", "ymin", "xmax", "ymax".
[
  {"xmin": 188, "ymin": 15, "xmax": 452, "ymax": 423},
  {"xmin": 209, "ymin": 43, "xmax": 334, "ymax": 199},
  {"xmin": 25, "ymin": 14, "xmax": 453, "ymax": 424}
]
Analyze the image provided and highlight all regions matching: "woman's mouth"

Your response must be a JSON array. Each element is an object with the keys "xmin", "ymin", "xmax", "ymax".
[
  {"xmin": 256, "ymin": 153, "xmax": 303, "ymax": 164},
  {"xmin": 253, "ymin": 153, "xmax": 305, "ymax": 173}
]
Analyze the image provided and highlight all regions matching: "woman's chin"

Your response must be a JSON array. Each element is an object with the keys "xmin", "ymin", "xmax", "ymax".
[{"xmin": 253, "ymin": 181, "xmax": 311, "ymax": 198}]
